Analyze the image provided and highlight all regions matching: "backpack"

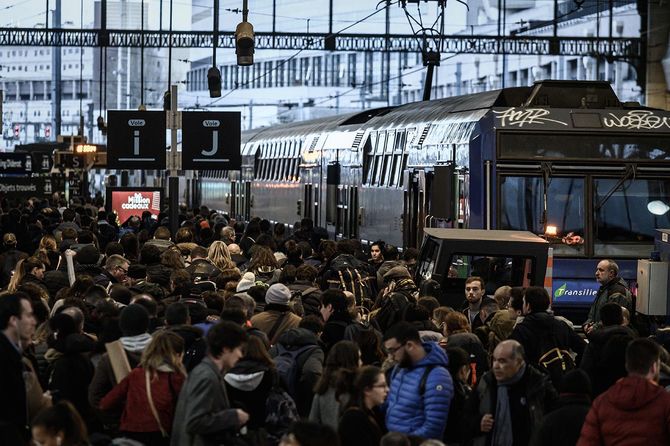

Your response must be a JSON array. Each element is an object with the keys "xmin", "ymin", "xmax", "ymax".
[
  {"xmin": 264, "ymin": 385, "xmax": 300, "ymax": 445},
  {"xmin": 325, "ymin": 255, "xmax": 374, "ymax": 304},
  {"xmin": 273, "ymin": 343, "xmax": 318, "ymax": 397},
  {"xmin": 537, "ymin": 331, "xmax": 576, "ymax": 390},
  {"xmin": 289, "ymin": 287, "xmax": 322, "ymax": 317},
  {"xmin": 371, "ymin": 291, "xmax": 412, "ymax": 332},
  {"xmin": 182, "ymin": 337, "xmax": 207, "ymax": 372}
]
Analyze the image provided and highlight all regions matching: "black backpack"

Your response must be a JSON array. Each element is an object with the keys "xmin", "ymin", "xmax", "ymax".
[
  {"xmin": 273, "ymin": 343, "xmax": 318, "ymax": 397},
  {"xmin": 537, "ymin": 330, "xmax": 576, "ymax": 390},
  {"xmin": 325, "ymin": 255, "xmax": 374, "ymax": 304},
  {"xmin": 371, "ymin": 291, "xmax": 412, "ymax": 332}
]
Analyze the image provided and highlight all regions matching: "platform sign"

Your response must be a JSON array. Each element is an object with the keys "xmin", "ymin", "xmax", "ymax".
[
  {"xmin": 0, "ymin": 176, "xmax": 51, "ymax": 198},
  {"xmin": 107, "ymin": 111, "xmax": 166, "ymax": 169},
  {"xmin": 0, "ymin": 153, "xmax": 31, "ymax": 174},
  {"xmin": 182, "ymin": 112, "xmax": 241, "ymax": 170}
]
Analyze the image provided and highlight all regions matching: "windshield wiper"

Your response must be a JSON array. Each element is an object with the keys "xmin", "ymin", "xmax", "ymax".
[{"xmin": 594, "ymin": 163, "xmax": 636, "ymax": 211}]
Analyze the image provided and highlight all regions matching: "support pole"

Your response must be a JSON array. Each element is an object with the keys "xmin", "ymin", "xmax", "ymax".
[{"xmin": 169, "ymin": 84, "xmax": 179, "ymax": 238}]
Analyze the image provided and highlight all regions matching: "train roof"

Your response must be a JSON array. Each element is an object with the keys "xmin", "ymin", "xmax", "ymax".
[
  {"xmin": 241, "ymin": 80, "xmax": 638, "ymax": 145},
  {"xmin": 423, "ymin": 228, "xmax": 549, "ymax": 245}
]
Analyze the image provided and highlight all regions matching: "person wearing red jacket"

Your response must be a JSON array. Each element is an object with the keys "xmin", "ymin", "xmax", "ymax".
[
  {"xmin": 577, "ymin": 338, "xmax": 670, "ymax": 445},
  {"xmin": 100, "ymin": 331, "xmax": 186, "ymax": 446}
]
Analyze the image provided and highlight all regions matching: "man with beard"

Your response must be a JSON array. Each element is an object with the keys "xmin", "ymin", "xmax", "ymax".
[
  {"xmin": 577, "ymin": 338, "xmax": 670, "ymax": 445},
  {"xmin": 383, "ymin": 322, "xmax": 453, "ymax": 440}
]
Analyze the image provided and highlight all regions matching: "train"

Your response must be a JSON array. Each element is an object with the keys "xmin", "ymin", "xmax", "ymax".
[{"xmin": 199, "ymin": 80, "xmax": 670, "ymax": 317}]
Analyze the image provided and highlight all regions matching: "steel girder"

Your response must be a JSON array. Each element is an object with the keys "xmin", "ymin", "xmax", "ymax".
[{"xmin": 0, "ymin": 28, "xmax": 641, "ymax": 60}]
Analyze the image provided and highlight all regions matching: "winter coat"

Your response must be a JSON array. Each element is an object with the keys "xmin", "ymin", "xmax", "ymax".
[
  {"xmin": 444, "ymin": 380, "xmax": 472, "ymax": 445},
  {"xmin": 532, "ymin": 395, "xmax": 590, "ymax": 446},
  {"xmin": 224, "ymin": 359, "xmax": 275, "ymax": 429},
  {"xmin": 586, "ymin": 277, "xmax": 632, "ymax": 326},
  {"xmin": 338, "ymin": 406, "xmax": 387, "ymax": 446},
  {"xmin": 487, "ymin": 310, "xmax": 517, "ymax": 354},
  {"xmin": 167, "ymin": 325, "xmax": 207, "ymax": 372},
  {"xmin": 0, "ymin": 332, "xmax": 28, "ymax": 443},
  {"xmin": 385, "ymin": 342, "xmax": 454, "ymax": 439},
  {"xmin": 445, "ymin": 332, "xmax": 490, "ymax": 382},
  {"xmin": 577, "ymin": 375, "xmax": 670, "ymax": 445},
  {"xmin": 270, "ymin": 328, "xmax": 325, "ymax": 417},
  {"xmin": 170, "ymin": 357, "xmax": 241, "ymax": 446},
  {"xmin": 18, "ymin": 273, "xmax": 49, "ymax": 293},
  {"xmin": 250, "ymin": 304, "xmax": 301, "ymax": 343},
  {"xmin": 509, "ymin": 311, "xmax": 585, "ymax": 366},
  {"xmin": 46, "ymin": 333, "xmax": 99, "ymax": 431},
  {"xmin": 321, "ymin": 312, "xmax": 355, "ymax": 353},
  {"xmin": 309, "ymin": 387, "xmax": 344, "ymax": 430},
  {"xmin": 0, "ymin": 248, "xmax": 28, "ymax": 286},
  {"xmin": 89, "ymin": 347, "xmax": 143, "ymax": 428},
  {"xmin": 99, "ymin": 366, "xmax": 185, "ymax": 434},
  {"xmin": 467, "ymin": 365, "xmax": 558, "ymax": 446},
  {"xmin": 580, "ymin": 325, "xmax": 635, "ymax": 396}
]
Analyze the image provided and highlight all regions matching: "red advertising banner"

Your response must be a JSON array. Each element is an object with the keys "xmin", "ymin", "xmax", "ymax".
[{"xmin": 110, "ymin": 189, "xmax": 161, "ymax": 225}]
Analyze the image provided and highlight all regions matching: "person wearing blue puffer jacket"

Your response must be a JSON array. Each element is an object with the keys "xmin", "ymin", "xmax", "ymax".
[{"xmin": 382, "ymin": 321, "xmax": 454, "ymax": 440}]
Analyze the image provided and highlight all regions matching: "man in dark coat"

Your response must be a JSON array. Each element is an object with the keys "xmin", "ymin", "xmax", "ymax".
[
  {"xmin": 319, "ymin": 289, "xmax": 355, "ymax": 353},
  {"xmin": 467, "ymin": 340, "xmax": 558, "ymax": 446},
  {"xmin": 579, "ymin": 302, "xmax": 635, "ymax": 396},
  {"xmin": 510, "ymin": 286, "xmax": 585, "ymax": 367},
  {"xmin": 0, "ymin": 293, "xmax": 36, "ymax": 444},
  {"xmin": 532, "ymin": 369, "xmax": 592, "ymax": 446},
  {"xmin": 584, "ymin": 259, "xmax": 632, "ymax": 334},
  {"xmin": 170, "ymin": 321, "xmax": 249, "ymax": 446}
]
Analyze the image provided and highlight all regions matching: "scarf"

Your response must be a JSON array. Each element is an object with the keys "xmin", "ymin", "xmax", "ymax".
[
  {"xmin": 120, "ymin": 333, "xmax": 153, "ymax": 352},
  {"xmin": 492, "ymin": 363, "xmax": 526, "ymax": 446}
]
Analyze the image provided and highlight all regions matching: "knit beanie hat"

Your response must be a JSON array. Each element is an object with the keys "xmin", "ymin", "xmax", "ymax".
[
  {"xmin": 265, "ymin": 283, "xmax": 291, "ymax": 305},
  {"xmin": 559, "ymin": 369, "xmax": 592, "ymax": 396},
  {"xmin": 237, "ymin": 272, "xmax": 256, "ymax": 292},
  {"xmin": 119, "ymin": 304, "xmax": 150, "ymax": 336},
  {"xmin": 75, "ymin": 244, "xmax": 100, "ymax": 265}
]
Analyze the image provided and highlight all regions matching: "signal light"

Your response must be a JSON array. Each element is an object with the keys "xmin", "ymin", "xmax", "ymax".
[
  {"xmin": 13, "ymin": 125, "xmax": 20, "ymax": 139},
  {"xmin": 45, "ymin": 126, "xmax": 51, "ymax": 138},
  {"xmin": 235, "ymin": 21, "xmax": 254, "ymax": 66},
  {"xmin": 207, "ymin": 67, "xmax": 222, "ymax": 98},
  {"xmin": 163, "ymin": 91, "xmax": 171, "ymax": 111}
]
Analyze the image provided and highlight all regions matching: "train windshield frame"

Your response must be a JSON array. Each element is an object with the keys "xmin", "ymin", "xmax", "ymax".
[{"xmin": 498, "ymin": 133, "xmax": 670, "ymax": 161}]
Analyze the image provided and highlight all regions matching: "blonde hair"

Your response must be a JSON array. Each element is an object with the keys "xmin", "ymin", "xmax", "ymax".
[
  {"xmin": 39, "ymin": 235, "xmax": 58, "ymax": 252},
  {"xmin": 8, "ymin": 257, "xmax": 44, "ymax": 293},
  {"xmin": 141, "ymin": 330, "xmax": 186, "ymax": 378},
  {"xmin": 207, "ymin": 240, "xmax": 236, "ymax": 271}
]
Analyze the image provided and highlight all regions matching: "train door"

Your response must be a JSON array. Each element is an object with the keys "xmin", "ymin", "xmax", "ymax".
[
  {"xmin": 326, "ymin": 162, "xmax": 359, "ymax": 239},
  {"xmin": 403, "ymin": 169, "xmax": 433, "ymax": 248},
  {"xmin": 302, "ymin": 166, "xmax": 320, "ymax": 226}
]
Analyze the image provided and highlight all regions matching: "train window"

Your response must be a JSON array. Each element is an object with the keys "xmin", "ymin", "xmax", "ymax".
[
  {"xmin": 381, "ymin": 155, "xmax": 391, "ymax": 186},
  {"xmin": 386, "ymin": 132, "xmax": 395, "ymax": 154},
  {"xmin": 377, "ymin": 132, "xmax": 387, "ymax": 155},
  {"xmin": 390, "ymin": 154, "xmax": 401, "ymax": 187},
  {"xmin": 374, "ymin": 155, "xmax": 383, "ymax": 186},
  {"xmin": 594, "ymin": 178, "xmax": 670, "ymax": 255},
  {"xmin": 395, "ymin": 131, "xmax": 406, "ymax": 152},
  {"xmin": 500, "ymin": 176, "xmax": 585, "ymax": 255},
  {"xmin": 363, "ymin": 137, "xmax": 375, "ymax": 185},
  {"xmin": 499, "ymin": 133, "xmax": 670, "ymax": 161}
]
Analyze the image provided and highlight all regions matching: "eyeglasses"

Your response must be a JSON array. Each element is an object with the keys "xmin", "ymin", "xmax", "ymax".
[
  {"xmin": 116, "ymin": 266, "xmax": 128, "ymax": 274},
  {"xmin": 385, "ymin": 343, "xmax": 406, "ymax": 355}
]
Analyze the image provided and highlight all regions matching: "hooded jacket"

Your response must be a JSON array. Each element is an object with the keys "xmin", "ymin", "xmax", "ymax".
[
  {"xmin": 46, "ymin": 333, "xmax": 98, "ymax": 430},
  {"xmin": 224, "ymin": 359, "xmax": 274, "ymax": 429},
  {"xmin": 586, "ymin": 277, "xmax": 632, "ymax": 326},
  {"xmin": 577, "ymin": 375, "xmax": 670, "ymax": 445},
  {"xmin": 385, "ymin": 342, "xmax": 454, "ymax": 439}
]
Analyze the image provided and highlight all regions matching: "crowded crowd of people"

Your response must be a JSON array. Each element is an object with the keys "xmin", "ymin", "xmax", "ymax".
[{"xmin": 1, "ymin": 195, "xmax": 670, "ymax": 446}]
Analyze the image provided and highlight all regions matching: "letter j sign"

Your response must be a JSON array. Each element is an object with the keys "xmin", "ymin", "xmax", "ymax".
[{"xmin": 181, "ymin": 111, "xmax": 241, "ymax": 170}]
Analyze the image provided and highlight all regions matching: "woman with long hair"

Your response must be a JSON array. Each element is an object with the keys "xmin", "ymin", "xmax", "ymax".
[
  {"xmin": 99, "ymin": 330, "xmax": 187, "ymax": 446},
  {"xmin": 32, "ymin": 401, "xmax": 89, "ymax": 446},
  {"xmin": 338, "ymin": 365, "xmax": 388, "ymax": 446},
  {"xmin": 7, "ymin": 256, "xmax": 46, "ymax": 292},
  {"xmin": 247, "ymin": 245, "xmax": 279, "ymax": 283},
  {"xmin": 207, "ymin": 240, "xmax": 237, "ymax": 272},
  {"xmin": 309, "ymin": 340, "xmax": 361, "ymax": 429},
  {"xmin": 35, "ymin": 234, "xmax": 60, "ymax": 271}
]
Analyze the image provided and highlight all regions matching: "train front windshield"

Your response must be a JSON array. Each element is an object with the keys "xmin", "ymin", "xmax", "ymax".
[{"xmin": 497, "ymin": 131, "xmax": 670, "ymax": 258}]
